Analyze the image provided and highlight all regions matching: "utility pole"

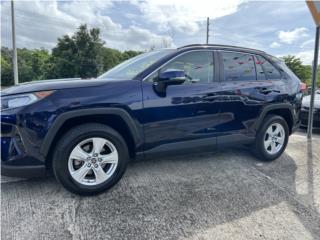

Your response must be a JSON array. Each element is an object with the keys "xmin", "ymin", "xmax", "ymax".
[
  {"xmin": 206, "ymin": 17, "xmax": 209, "ymax": 44},
  {"xmin": 307, "ymin": 25, "xmax": 320, "ymax": 139},
  {"xmin": 306, "ymin": 1, "xmax": 320, "ymax": 139},
  {"xmin": 11, "ymin": 0, "xmax": 19, "ymax": 85}
]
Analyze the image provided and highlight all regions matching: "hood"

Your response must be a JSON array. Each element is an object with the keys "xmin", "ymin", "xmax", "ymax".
[
  {"xmin": 1, "ymin": 78, "xmax": 110, "ymax": 96},
  {"xmin": 302, "ymin": 91, "xmax": 320, "ymax": 108}
]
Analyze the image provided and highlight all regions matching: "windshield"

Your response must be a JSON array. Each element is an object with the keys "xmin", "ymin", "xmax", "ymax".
[{"xmin": 98, "ymin": 49, "xmax": 175, "ymax": 80}]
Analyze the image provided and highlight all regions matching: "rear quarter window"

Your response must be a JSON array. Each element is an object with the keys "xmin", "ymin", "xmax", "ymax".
[{"xmin": 255, "ymin": 55, "xmax": 281, "ymax": 80}]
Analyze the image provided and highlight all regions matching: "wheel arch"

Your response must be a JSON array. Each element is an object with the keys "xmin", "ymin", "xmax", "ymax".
[
  {"xmin": 40, "ymin": 108, "xmax": 143, "ymax": 165},
  {"xmin": 255, "ymin": 103, "xmax": 295, "ymax": 135}
]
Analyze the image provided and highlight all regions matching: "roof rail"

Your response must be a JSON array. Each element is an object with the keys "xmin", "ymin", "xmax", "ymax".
[{"xmin": 178, "ymin": 44, "xmax": 265, "ymax": 53}]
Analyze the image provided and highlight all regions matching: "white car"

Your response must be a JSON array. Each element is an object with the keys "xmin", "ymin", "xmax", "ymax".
[{"xmin": 300, "ymin": 90, "xmax": 320, "ymax": 128}]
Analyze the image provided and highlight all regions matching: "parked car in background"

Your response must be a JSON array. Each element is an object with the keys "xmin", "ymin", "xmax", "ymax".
[
  {"xmin": 1, "ymin": 44, "xmax": 303, "ymax": 195},
  {"xmin": 300, "ymin": 90, "xmax": 320, "ymax": 128}
]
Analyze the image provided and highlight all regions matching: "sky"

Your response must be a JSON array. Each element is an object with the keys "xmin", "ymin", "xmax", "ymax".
[{"xmin": 0, "ymin": 0, "xmax": 318, "ymax": 64}]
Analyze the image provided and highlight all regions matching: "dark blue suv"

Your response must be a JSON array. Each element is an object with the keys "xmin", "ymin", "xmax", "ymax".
[{"xmin": 1, "ymin": 44, "xmax": 302, "ymax": 195}]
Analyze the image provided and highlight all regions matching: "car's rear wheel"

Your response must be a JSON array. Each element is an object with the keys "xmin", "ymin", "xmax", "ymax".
[
  {"xmin": 254, "ymin": 114, "xmax": 289, "ymax": 161},
  {"xmin": 53, "ymin": 123, "xmax": 128, "ymax": 195}
]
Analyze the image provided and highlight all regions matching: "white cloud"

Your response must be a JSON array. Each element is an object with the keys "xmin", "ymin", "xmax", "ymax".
[
  {"xmin": 101, "ymin": 25, "xmax": 174, "ymax": 50},
  {"xmin": 1, "ymin": 0, "xmax": 315, "ymax": 63},
  {"xmin": 0, "ymin": 0, "xmax": 173, "ymax": 51},
  {"xmin": 278, "ymin": 27, "xmax": 308, "ymax": 44},
  {"xmin": 279, "ymin": 50, "xmax": 316, "ymax": 65},
  {"xmin": 0, "ymin": 0, "xmax": 244, "ymax": 51},
  {"xmin": 300, "ymin": 39, "xmax": 314, "ymax": 49},
  {"xmin": 131, "ymin": 0, "xmax": 245, "ymax": 34},
  {"xmin": 1, "ymin": 1, "xmax": 79, "ymax": 49},
  {"xmin": 270, "ymin": 42, "xmax": 281, "ymax": 48},
  {"xmin": 296, "ymin": 50, "xmax": 314, "ymax": 65}
]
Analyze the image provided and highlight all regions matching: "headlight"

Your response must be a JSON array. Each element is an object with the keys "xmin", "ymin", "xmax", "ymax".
[{"xmin": 1, "ymin": 91, "xmax": 54, "ymax": 111}]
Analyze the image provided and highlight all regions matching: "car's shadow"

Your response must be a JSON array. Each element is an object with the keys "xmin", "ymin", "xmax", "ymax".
[{"xmin": 1, "ymin": 140, "xmax": 320, "ymax": 239}]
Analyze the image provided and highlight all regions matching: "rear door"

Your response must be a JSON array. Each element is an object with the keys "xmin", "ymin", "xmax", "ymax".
[{"xmin": 216, "ymin": 51, "xmax": 267, "ymax": 143}]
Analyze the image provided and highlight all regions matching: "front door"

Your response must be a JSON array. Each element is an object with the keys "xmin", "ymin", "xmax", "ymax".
[{"xmin": 141, "ymin": 50, "xmax": 221, "ymax": 155}]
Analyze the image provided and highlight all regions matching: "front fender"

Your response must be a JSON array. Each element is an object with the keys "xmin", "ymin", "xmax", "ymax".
[{"xmin": 40, "ymin": 108, "xmax": 143, "ymax": 157}]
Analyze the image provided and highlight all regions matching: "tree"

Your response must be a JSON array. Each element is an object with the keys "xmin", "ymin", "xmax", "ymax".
[
  {"xmin": 281, "ymin": 55, "xmax": 311, "ymax": 81},
  {"xmin": 1, "ymin": 47, "xmax": 52, "ymax": 85},
  {"xmin": 16, "ymin": 48, "xmax": 34, "ymax": 83},
  {"xmin": 1, "ymin": 48, "xmax": 36, "ymax": 85},
  {"xmin": 30, "ymin": 49, "xmax": 51, "ymax": 80},
  {"xmin": 1, "ymin": 25, "xmax": 144, "ymax": 86},
  {"xmin": 1, "ymin": 56, "xmax": 13, "ymax": 86},
  {"xmin": 99, "ymin": 47, "xmax": 123, "ymax": 74},
  {"xmin": 50, "ymin": 24, "xmax": 105, "ymax": 79},
  {"xmin": 121, "ymin": 50, "xmax": 142, "ymax": 61},
  {"xmin": 98, "ymin": 48, "xmax": 142, "ymax": 75},
  {"xmin": 1, "ymin": 47, "xmax": 13, "ymax": 86}
]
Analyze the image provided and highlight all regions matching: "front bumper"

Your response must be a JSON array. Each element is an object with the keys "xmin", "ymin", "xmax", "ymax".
[
  {"xmin": 300, "ymin": 108, "xmax": 320, "ymax": 128},
  {"xmin": 1, "ymin": 110, "xmax": 47, "ymax": 178}
]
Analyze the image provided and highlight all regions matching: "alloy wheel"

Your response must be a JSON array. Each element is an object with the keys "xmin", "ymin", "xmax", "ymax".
[
  {"xmin": 68, "ymin": 137, "xmax": 118, "ymax": 186},
  {"xmin": 263, "ymin": 123, "xmax": 285, "ymax": 155}
]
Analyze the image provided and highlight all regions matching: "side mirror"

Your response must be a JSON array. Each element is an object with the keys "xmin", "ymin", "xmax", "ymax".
[
  {"xmin": 153, "ymin": 69, "xmax": 186, "ymax": 96},
  {"xmin": 159, "ymin": 69, "xmax": 186, "ymax": 84}
]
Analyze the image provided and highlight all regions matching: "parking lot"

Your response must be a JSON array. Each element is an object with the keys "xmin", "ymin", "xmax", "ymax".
[{"xmin": 1, "ymin": 130, "xmax": 320, "ymax": 240}]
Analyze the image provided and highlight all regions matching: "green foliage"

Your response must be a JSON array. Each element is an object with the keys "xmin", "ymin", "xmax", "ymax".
[
  {"xmin": 281, "ymin": 55, "xmax": 320, "ymax": 87},
  {"xmin": 1, "ymin": 47, "xmax": 13, "ymax": 86},
  {"xmin": 100, "ymin": 48, "xmax": 123, "ymax": 73},
  {"xmin": 1, "ymin": 47, "xmax": 51, "ymax": 85},
  {"xmin": 1, "ymin": 55, "xmax": 13, "ymax": 86},
  {"xmin": 29, "ymin": 49, "xmax": 51, "ymax": 80},
  {"xmin": 304, "ymin": 66, "xmax": 320, "ymax": 88},
  {"xmin": 122, "ymin": 50, "xmax": 143, "ymax": 61},
  {"xmin": 281, "ymin": 55, "xmax": 311, "ymax": 81},
  {"xmin": 48, "ymin": 24, "xmax": 105, "ymax": 79},
  {"xmin": 99, "ymin": 48, "xmax": 142, "ymax": 75},
  {"xmin": 1, "ymin": 25, "xmax": 141, "ymax": 86}
]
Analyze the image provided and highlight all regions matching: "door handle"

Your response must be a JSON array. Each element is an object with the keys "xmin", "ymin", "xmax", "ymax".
[{"xmin": 256, "ymin": 87, "xmax": 280, "ymax": 94}]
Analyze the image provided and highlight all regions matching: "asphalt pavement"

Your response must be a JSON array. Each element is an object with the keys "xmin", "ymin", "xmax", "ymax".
[{"xmin": 1, "ymin": 130, "xmax": 320, "ymax": 240}]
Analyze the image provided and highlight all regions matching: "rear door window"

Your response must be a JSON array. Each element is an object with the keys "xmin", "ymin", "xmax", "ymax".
[{"xmin": 221, "ymin": 51, "xmax": 256, "ymax": 81}]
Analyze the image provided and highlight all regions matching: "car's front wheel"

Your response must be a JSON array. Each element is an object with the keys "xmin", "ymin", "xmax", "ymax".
[
  {"xmin": 52, "ymin": 123, "xmax": 129, "ymax": 195},
  {"xmin": 254, "ymin": 114, "xmax": 289, "ymax": 161}
]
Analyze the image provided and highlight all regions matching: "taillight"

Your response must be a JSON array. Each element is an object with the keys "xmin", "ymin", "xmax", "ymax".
[{"xmin": 300, "ymin": 82, "xmax": 307, "ymax": 92}]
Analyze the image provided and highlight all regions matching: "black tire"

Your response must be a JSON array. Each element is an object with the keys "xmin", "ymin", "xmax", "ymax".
[
  {"xmin": 52, "ymin": 123, "xmax": 129, "ymax": 195},
  {"xmin": 254, "ymin": 114, "xmax": 289, "ymax": 161}
]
